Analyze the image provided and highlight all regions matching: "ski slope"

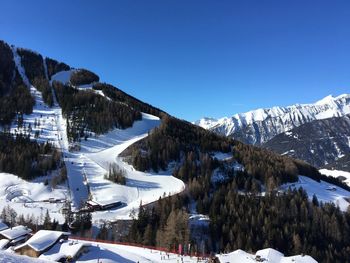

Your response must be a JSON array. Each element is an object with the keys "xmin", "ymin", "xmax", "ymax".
[
  {"xmin": 78, "ymin": 113, "xmax": 185, "ymax": 221},
  {"xmin": 5, "ymin": 50, "xmax": 186, "ymax": 222},
  {"xmin": 75, "ymin": 241, "xmax": 202, "ymax": 263}
]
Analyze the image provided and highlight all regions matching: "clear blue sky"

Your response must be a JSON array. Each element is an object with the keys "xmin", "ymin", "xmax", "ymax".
[{"xmin": 1, "ymin": 0, "xmax": 350, "ymax": 121}]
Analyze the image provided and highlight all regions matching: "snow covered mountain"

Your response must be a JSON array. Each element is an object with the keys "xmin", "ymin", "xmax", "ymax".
[
  {"xmin": 263, "ymin": 114, "xmax": 350, "ymax": 168},
  {"xmin": 1, "ymin": 40, "xmax": 350, "ymax": 262},
  {"xmin": 195, "ymin": 94, "xmax": 350, "ymax": 145}
]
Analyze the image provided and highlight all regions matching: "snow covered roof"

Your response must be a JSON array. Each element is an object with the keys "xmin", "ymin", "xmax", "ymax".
[
  {"xmin": 0, "ymin": 239, "xmax": 9, "ymax": 249},
  {"xmin": 39, "ymin": 240, "xmax": 85, "ymax": 261},
  {"xmin": 0, "ymin": 220, "xmax": 8, "ymax": 231},
  {"xmin": 15, "ymin": 230, "xmax": 70, "ymax": 252},
  {"xmin": 256, "ymin": 248, "xmax": 284, "ymax": 262},
  {"xmin": 217, "ymin": 248, "xmax": 318, "ymax": 263},
  {"xmin": 0, "ymin": 225, "xmax": 32, "ymax": 240}
]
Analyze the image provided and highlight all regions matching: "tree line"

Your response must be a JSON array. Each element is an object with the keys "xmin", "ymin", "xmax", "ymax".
[
  {"xmin": 53, "ymin": 81, "xmax": 141, "ymax": 142},
  {"xmin": 127, "ymin": 194, "xmax": 191, "ymax": 251},
  {"xmin": 45, "ymin": 57, "xmax": 70, "ymax": 79},
  {"xmin": 70, "ymin": 69, "xmax": 99, "ymax": 86},
  {"xmin": 0, "ymin": 132, "xmax": 61, "ymax": 180},
  {"xmin": 0, "ymin": 41, "xmax": 35, "ymax": 126},
  {"xmin": 93, "ymin": 83, "xmax": 166, "ymax": 118}
]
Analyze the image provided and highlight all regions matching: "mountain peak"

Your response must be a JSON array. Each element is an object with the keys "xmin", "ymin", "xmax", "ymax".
[{"xmin": 195, "ymin": 94, "xmax": 350, "ymax": 144}]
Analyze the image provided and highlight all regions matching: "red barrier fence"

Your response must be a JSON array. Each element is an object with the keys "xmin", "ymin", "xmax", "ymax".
[{"xmin": 70, "ymin": 235, "xmax": 211, "ymax": 259}]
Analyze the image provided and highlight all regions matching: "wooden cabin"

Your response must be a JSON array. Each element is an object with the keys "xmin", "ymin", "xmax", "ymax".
[{"xmin": 15, "ymin": 230, "xmax": 70, "ymax": 258}]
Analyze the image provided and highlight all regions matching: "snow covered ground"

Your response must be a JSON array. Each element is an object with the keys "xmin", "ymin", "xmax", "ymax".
[
  {"xmin": 281, "ymin": 175, "xmax": 350, "ymax": 211},
  {"xmin": 4, "ymin": 50, "xmax": 185, "ymax": 222},
  {"xmin": 1, "ymin": 244, "xmax": 318, "ymax": 263},
  {"xmin": 0, "ymin": 251, "xmax": 51, "ymax": 263},
  {"xmin": 78, "ymin": 113, "xmax": 185, "ymax": 222},
  {"xmin": 320, "ymin": 169, "xmax": 350, "ymax": 186},
  {"xmin": 0, "ymin": 173, "xmax": 67, "ymax": 223},
  {"xmin": 217, "ymin": 248, "xmax": 317, "ymax": 263},
  {"xmin": 75, "ymin": 241, "xmax": 203, "ymax": 263}
]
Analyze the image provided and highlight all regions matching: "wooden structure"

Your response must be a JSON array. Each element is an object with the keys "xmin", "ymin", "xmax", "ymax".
[{"xmin": 15, "ymin": 230, "xmax": 70, "ymax": 258}]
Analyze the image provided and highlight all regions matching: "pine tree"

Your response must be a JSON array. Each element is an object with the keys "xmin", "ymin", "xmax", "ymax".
[{"xmin": 43, "ymin": 209, "xmax": 51, "ymax": 229}]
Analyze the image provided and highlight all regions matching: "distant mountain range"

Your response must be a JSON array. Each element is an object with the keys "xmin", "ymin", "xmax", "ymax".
[
  {"xmin": 195, "ymin": 94, "xmax": 350, "ymax": 169},
  {"xmin": 263, "ymin": 114, "xmax": 350, "ymax": 169}
]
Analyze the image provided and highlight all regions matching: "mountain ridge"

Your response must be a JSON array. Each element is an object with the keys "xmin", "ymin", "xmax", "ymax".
[{"xmin": 195, "ymin": 93, "xmax": 350, "ymax": 145}]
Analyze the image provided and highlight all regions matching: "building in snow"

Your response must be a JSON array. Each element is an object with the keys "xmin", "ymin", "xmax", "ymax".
[
  {"xmin": 15, "ymin": 230, "xmax": 70, "ymax": 258},
  {"xmin": 85, "ymin": 200, "xmax": 122, "ymax": 211},
  {"xmin": 0, "ymin": 225, "xmax": 32, "ymax": 246},
  {"xmin": 39, "ymin": 239, "xmax": 86, "ymax": 262}
]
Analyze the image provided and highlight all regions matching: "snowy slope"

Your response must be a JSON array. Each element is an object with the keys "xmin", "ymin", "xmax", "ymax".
[
  {"xmin": 75, "ymin": 241, "xmax": 199, "ymax": 263},
  {"xmin": 320, "ymin": 169, "xmax": 350, "ymax": 186},
  {"xmin": 0, "ymin": 173, "xmax": 67, "ymax": 223},
  {"xmin": 50, "ymin": 69, "xmax": 75, "ymax": 84},
  {"xmin": 195, "ymin": 94, "xmax": 350, "ymax": 145},
  {"xmin": 262, "ymin": 115, "xmax": 350, "ymax": 168},
  {"xmin": 281, "ymin": 175, "xmax": 350, "ymax": 211},
  {"xmin": 3, "ymin": 46, "xmax": 186, "ymax": 223},
  {"xmin": 78, "ymin": 113, "xmax": 185, "ymax": 221}
]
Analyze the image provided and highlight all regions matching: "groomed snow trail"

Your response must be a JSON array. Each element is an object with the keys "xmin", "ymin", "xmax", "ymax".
[
  {"xmin": 7, "ymin": 54, "xmax": 186, "ymax": 221},
  {"xmin": 79, "ymin": 113, "xmax": 185, "ymax": 222}
]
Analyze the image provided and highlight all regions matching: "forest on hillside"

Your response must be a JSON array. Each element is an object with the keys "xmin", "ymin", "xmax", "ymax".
[
  {"xmin": 53, "ymin": 81, "xmax": 142, "ymax": 141},
  {"xmin": 0, "ymin": 133, "xmax": 61, "ymax": 179},
  {"xmin": 93, "ymin": 83, "xmax": 166, "ymax": 118},
  {"xmin": 0, "ymin": 41, "xmax": 35, "ymax": 126},
  {"xmin": 122, "ymin": 114, "xmax": 350, "ymax": 262}
]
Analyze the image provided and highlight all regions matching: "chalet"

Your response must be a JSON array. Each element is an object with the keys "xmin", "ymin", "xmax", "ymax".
[
  {"xmin": 0, "ymin": 225, "xmax": 32, "ymax": 246},
  {"xmin": 86, "ymin": 200, "xmax": 122, "ymax": 211},
  {"xmin": 15, "ymin": 230, "xmax": 70, "ymax": 258},
  {"xmin": 39, "ymin": 240, "xmax": 86, "ymax": 262}
]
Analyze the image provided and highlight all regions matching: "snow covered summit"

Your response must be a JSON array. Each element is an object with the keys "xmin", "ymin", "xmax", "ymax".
[{"xmin": 195, "ymin": 94, "xmax": 350, "ymax": 145}]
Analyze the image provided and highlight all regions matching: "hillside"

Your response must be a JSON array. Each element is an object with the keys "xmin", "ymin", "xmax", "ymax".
[
  {"xmin": 1, "ymin": 39, "xmax": 350, "ymax": 262},
  {"xmin": 262, "ymin": 114, "xmax": 350, "ymax": 168}
]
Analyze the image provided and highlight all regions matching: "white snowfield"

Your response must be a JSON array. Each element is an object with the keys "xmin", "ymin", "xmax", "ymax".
[
  {"xmin": 79, "ymin": 113, "xmax": 185, "ymax": 221},
  {"xmin": 217, "ymin": 248, "xmax": 317, "ymax": 263},
  {"xmin": 50, "ymin": 69, "xmax": 76, "ymax": 85},
  {"xmin": 0, "ymin": 173, "xmax": 67, "ymax": 223},
  {"xmin": 75, "ymin": 241, "xmax": 203, "ymax": 263},
  {"xmin": 320, "ymin": 169, "xmax": 350, "ymax": 187},
  {"xmin": 281, "ymin": 175, "xmax": 350, "ymax": 211}
]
